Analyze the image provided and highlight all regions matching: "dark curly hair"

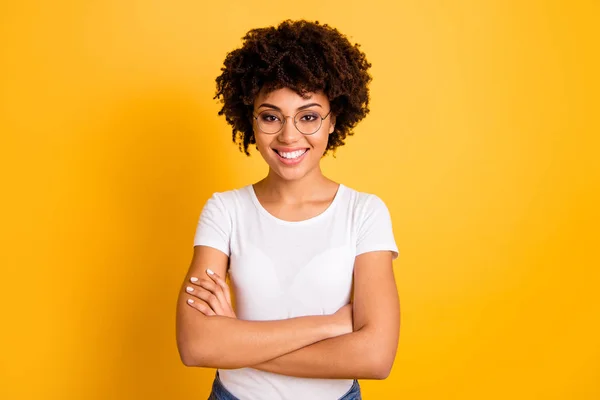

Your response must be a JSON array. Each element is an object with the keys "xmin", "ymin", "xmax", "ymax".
[{"xmin": 214, "ymin": 20, "xmax": 372, "ymax": 155}]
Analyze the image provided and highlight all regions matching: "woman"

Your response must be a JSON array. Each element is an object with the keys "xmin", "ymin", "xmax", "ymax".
[{"xmin": 176, "ymin": 20, "xmax": 400, "ymax": 400}]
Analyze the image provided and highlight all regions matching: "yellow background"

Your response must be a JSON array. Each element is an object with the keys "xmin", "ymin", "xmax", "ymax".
[{"xmin": 1, "ymin": 1, "xmax": 598, "ymax": 399}]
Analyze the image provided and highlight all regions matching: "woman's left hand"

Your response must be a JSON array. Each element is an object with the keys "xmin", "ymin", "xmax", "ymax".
[{"xmin": 184, "ymin": 269, "xmax": 237, "ymax": 318}]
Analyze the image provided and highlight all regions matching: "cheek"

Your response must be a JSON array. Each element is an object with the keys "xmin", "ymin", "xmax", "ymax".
[
  {"xmin": 254, "ymin": 135, "xmax": 272, "ymax": 157},
  {"xmin": 252, "ymin": 129, "xmax": 263, "ymax": 148},
  {"xmin": 311, "ymin": 131, "xmax": 330, "ymax": 151}
]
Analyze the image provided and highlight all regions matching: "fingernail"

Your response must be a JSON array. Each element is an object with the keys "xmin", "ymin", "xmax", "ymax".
[
  {"xmin": 190, "ymin": 277, "xmax": 198, "ymax": 282},
  {"xmin": 206, "ymin": 269, "xmax": 214, "ymax": 275},
  {"xmin": 186, "ymin": 286, "xmax": 194, "ymax": 292},
  {"xmin": 187, "ymin": 299, "xmax": 194, "ymax": 304}
]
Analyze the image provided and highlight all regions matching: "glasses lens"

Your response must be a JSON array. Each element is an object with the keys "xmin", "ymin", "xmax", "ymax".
[
  {"xmin": 256, "ymin": 110, "xmax": 283, "ymax": 134},
  {"xmin": 295, "ymin": 110, "xmax": 322, "ymax": 134}
]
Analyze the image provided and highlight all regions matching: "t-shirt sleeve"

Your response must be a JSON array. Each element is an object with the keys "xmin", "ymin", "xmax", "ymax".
[
  {"xmin": 356, "ymin": 195, "xmax": 399, "ymax": 260},
  {"xmin": 193, "ymin": 193, "xmax": 231, "ymax": 256}
]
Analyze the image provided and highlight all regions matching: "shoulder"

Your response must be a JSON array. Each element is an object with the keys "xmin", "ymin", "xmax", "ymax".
[
  {"xmin": 202, "ymin": 185, "xmax": 255, "ymax": 216},
  {"xmin": 340, "ymin": 184, "xmax": 391, "ymax": 216},
  {"xmin": 207, "ymin": 185, "xmax": 252, "ymax": 204},
  {"xmin": 341, "ymin": 185, "xmax": 399, "ymax": 258}
]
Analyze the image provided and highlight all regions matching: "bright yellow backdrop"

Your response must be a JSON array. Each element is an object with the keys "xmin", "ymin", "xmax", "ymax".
[{"xmin": 1, "ymin": 1, "xmax": 598, "ymax": 399}]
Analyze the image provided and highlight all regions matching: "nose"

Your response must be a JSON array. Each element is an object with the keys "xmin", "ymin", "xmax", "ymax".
[{"xmin": 277, "ymin": 116, "xmax": 302, "ymax": 143}]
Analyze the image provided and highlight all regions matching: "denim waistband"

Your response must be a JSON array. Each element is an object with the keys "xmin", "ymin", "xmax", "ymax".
[{"xmin": 207, "ymin": 372, "xmax": 362, "ymax": 400}]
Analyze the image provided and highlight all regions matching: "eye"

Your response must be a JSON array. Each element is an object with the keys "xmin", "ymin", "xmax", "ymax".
[
  {"xmin": 259, "ymin": 113, "xmax": 281, "ymax": 123},
  {"xmin": 299, "ymin": 112, "xmax": 319, "ymax": 122}
]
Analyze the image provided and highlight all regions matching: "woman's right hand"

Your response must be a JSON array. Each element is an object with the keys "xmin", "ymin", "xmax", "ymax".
[{"xmin": 184, "ymin": 268, "xmax": 237, "ymax": 318}]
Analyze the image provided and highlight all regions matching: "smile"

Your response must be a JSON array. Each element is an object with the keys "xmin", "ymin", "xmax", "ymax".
[{"xmin": 273, "ymin": 148, "xmax": 309, "ymax": 165}]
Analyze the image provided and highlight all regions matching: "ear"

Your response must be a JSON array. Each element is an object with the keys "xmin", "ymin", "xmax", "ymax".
[{"xmin": 328, "ymin": 114, "xmax": 336, "ymax": 134}]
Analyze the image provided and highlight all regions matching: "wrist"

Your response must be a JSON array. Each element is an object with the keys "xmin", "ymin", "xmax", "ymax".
[{"xmin": 320, "ymin": 314, "xmax": 344, "ymax": 339}]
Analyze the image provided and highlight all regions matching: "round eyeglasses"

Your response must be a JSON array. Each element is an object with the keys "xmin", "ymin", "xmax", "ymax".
[{"xmin": 253, "ymin": 109, "xmax": 332, "ymax": 135}]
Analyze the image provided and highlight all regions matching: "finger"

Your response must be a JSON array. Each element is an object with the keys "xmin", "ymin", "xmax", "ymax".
[
  {"xmin": 206, "ymin": 269, "xmax": 232, "ymax": 306},
  {"xmin": 188, "ymin": 277, "xmax": 221, "ymax": 302},
  {"xmin": 198, "ymin": 273, "xmax": 230, "ymax": 312},
  {"xmin": 189, "ymin": 274, "xmax": 230, "ymax": 316},
  {"xmin": 189, "ymin": 276, "xmax": 219, "ymax": 293},
  {"xmin": 186, "ymin": 298, "xmax": 216, "ymax": 316},
  {"xmin": 185, "ymin": 284, "xmax": 225, "ymax": 315},
  {"xmin": 187, "ymin": 276, "xmax": 208, "ymax": 292}
]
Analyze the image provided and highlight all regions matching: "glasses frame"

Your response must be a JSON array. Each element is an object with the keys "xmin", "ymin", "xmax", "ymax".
[{"xmin": 252, "ymin": 108, "xmax": 332, "ymax": 135}]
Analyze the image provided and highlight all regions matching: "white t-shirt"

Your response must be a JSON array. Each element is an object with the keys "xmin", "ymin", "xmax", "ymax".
[{"xmin": 193, "ymin": 183, "xmax": 398, "ymax": 400}]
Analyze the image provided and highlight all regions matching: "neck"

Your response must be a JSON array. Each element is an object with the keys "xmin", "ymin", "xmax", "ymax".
[{"xmin": 258, "ymin": 167, "xmax": 331, "ymax": 204}]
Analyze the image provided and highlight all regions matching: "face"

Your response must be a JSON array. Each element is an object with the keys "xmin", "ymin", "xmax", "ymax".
[{"xmin": 252, "ymin": 87, "xmax": 335, "ymax": 182}]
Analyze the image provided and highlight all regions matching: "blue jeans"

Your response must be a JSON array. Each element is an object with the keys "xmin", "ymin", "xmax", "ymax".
[{"xmin": 208, "ymin": 372, "xmax": 362, "ymax": 400}]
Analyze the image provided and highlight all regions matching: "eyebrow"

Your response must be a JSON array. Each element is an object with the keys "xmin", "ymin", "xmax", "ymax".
[{"xmin": 257, "ymin": 102, "xmax": 323, "ymax": 111}]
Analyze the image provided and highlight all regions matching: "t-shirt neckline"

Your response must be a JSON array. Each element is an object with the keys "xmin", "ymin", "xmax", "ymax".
[{"xmin": 248, "ymin": 183, "xmax": 345, "ymax": 226}]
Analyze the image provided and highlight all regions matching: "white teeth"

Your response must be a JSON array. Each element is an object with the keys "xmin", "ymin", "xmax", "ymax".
[{"xmin": 278, "ymin": 149, "xmax": 307, "ymax": 159}]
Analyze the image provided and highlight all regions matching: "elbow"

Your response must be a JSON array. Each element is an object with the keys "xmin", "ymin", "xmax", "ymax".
[
  {"xmin": 176, "ymin": 320, "xmax": 219, "ymax": 367},
  {"xmin": 363, "ymin": 350, "xmax": 395, "ymax": 380},
  {"xmin": 179, "ymin": 349, "xmax": 199, "ymax": 367},
  {"xmin": 369, "ymin": 359, "xmax": 393, "ymax": 380},
  {"xmin": 177, "ymin": 337, "xmax": 212, "ymax": 367},
  {"xmin": 177, "ymin": 341, "xmax": 201, "ymax": 367},
  {"xmin": 179, "ymin": 345, "xmax": 215, "ymax": 368},
  {"xmin": 358, "ymin": 327, "xmax": 398, "ymax": 379},
  {"xmin": 178, "ymin": 338, "xmax": 235, "ymax": 369}
]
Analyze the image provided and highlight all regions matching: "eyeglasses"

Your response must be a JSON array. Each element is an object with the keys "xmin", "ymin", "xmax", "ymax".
[{"xmin": 252, "ymin": 109, "xmax": 332, "ymax": 135}]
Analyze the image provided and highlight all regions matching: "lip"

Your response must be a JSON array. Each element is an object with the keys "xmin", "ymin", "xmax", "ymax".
[
  {"xmin": 272, "ymin": 148, "xmax": 309, "ymax": 166},
  {"xmin": 272, "ymin": 147, "xmax": 310, "ymax": 153}
]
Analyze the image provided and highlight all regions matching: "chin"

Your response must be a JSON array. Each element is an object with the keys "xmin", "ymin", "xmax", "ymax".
[
  {"xmin": 269, "ymin": 160, "xmax": 318, "ymax": 182},
  {"xmin": 272, "ymin": 165, "xmax": 311, "ymax": 181}
]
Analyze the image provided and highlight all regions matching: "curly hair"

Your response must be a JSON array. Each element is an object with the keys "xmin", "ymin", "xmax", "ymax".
[{"xmin": 214, "ymin": 20, "xmax": 372, "ymax": 155}]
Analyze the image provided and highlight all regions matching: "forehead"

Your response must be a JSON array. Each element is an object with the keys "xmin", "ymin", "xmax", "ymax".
[{"xmin": 254, "ymin": 87, "xmax": 329, "ymax": 108}]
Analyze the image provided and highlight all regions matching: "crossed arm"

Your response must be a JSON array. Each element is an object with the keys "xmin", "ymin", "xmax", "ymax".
[{"xmin": 175, "ymin": 245, "xmax": 400, "ymax": 379}]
